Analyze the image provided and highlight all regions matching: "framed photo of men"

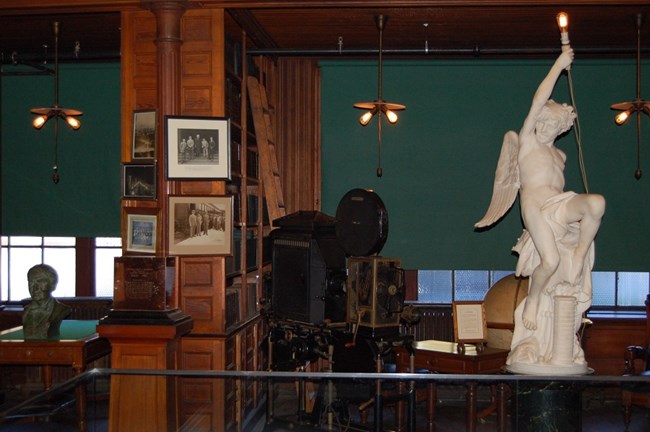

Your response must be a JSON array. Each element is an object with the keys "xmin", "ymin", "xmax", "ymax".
[
  {"xmin": 165, "ymin": 115, "xmax": 231, "ymax": 180},
  {"xmin": 168, "ymin": 195, "xmax": 233, "ymax": 255}
]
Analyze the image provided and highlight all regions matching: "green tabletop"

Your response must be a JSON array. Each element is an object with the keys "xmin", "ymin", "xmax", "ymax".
[{"xmin": 0, "ymin": 320, "xmax": 99, "ymax": 341}]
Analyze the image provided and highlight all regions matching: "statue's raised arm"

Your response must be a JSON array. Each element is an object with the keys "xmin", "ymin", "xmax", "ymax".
[{"xmin": 474, "ymin": 130, "xmax": 520, "ymax": 228}]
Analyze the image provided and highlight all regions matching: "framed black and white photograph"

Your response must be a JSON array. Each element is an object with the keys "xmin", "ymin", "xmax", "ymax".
[
  {"xmin": 132, "ymin": 109, "xmax": 157, "ymax": 160},
  {"xmin": 126, "ymin": 213, "xmax": 157, "ymax": 253},
  {"xmin": 168, "ymin": 195, "xmax": 233, "ymax": 255},
  {"xmin": 123, "ymin": 164, "xmax": 156, "ymax": 199},
  {"xmin": 165, "ymin": 116, "xmax": 230, "ymax": 180}
]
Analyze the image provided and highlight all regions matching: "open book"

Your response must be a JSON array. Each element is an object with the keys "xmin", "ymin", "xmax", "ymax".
[{"xmin": 414, "ymin": 339, "xmax": 477, "ymax": 355}]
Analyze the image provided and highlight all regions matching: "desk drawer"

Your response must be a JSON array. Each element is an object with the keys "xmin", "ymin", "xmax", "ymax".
[{"xmin": 0, "ymin": 346, "xmax": 80, "ymax": 365}]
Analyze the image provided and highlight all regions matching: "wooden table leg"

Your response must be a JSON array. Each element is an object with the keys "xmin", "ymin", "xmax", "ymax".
[
  {"xmin": 42, "ymin": 365, "xmax": 53, "ymax": 390},
  {"xmin": 396, "ymin": 380, "xmax": 406, "ymax": 431},
  {"xmin": 40, "ymin": 366, "xmax": 54, "ymax": 426},
  {"xmin": 466, "ymin": 381, "xmax": 477, "ymax": 432},
  {"xmin": 407, "ymin": 354, "xmax": 416, "ymax": 432},
  {"xmin": 73, "ymin": 367, "xmax": 87, "ymax": 432},
  {"xmin": 496, "ymin": 382, "xmax": 508, "ymax": 432},
  {"xmin": 477, "ymin": 383, "xmax": 497, "ymax": 420},
  {"xmin": 427, "ymin": 381, "xmax": 436, "ymax": 432}
]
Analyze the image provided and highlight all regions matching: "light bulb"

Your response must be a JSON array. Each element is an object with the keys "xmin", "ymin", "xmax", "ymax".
[
  {"xmin": 359, "ymin": 111, "xmax": 374, "ymax": 126},
  {"xmin": 33, "ymin": 115, "xmax": 48, "ymax": 129},
  {"xmin": 556, "ymin": 12, "xmax": 570, "ymax": 46},
  {"xmin": 615, "ymin": 111, "xmax": 631, "ymax": 125},
  {"xmin": 385, "ymin": 109, "xmax": 398, "ymax": 124},
  {"xmin": 66, "ymin": 116, "xmax": 81, "ymax": 130},
  {"xmin": 556, "ymin": 12, "xmax": 569, "ymax": 32}
]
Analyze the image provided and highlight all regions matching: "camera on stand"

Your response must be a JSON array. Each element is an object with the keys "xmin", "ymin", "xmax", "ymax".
[{"xmin": 264, "ymin": 188, "xmax": 420, "ymax": 428}]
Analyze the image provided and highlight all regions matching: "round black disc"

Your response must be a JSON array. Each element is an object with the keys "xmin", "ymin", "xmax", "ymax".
[{"xmin": 335, "ymin": 188, "xmax": 388, "ymax": 256}]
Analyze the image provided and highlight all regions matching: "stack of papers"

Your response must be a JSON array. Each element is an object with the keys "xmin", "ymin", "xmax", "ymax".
[{"xmin": 414, "ymin": 339, "xmax": 477, "ymax": 354}]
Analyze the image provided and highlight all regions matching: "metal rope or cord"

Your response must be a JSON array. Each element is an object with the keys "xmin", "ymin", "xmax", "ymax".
[{"xmin": 566, "ymin": 69, "xmax": 590, "ymax": 193}]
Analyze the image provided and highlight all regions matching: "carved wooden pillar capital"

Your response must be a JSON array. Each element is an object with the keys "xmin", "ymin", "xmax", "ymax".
[{"xmin": 141, "ymin": 0, "xmax": 191, "ymax": 117}]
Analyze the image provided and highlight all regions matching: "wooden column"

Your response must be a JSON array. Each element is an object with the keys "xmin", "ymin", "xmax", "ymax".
[
  {"xmin": 144, "ymin": 0, "xmax": 187, "ymax": 253},
  {"xmin": 100, "ymin": 3, "xmax": 192, "ymax": 432}
]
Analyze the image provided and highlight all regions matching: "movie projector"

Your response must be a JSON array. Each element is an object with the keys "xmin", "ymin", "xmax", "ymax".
[
  {"xmin": 336, "ymin": 188, "xmax": 406, "ymax": 337},
  {"xmin": 269, "ymin": 188, "xmax": 415, "ymax": 347}
]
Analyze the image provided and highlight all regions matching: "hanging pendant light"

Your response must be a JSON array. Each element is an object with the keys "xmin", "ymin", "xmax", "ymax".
[
  {"xmin": 30, "ymin": 21, "xmax": 83, "ymax": 183},
  {"xmin": 353, "ymin": 15, "xmax": 406, "ymax": 177},
  {"xmin": 610, "ymin": 13, "xmax": 650, "ymax": 180}
]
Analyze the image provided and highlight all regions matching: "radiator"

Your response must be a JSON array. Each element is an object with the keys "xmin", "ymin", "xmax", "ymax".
[{"xmin": 401, "ymin": 305, "xmax": 454, "ymax": 342}]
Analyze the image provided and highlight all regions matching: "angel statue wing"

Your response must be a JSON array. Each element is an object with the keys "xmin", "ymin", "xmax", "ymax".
[{"xmin": 474, "ymin": 130, "xmax": 521, "ymax": 228}]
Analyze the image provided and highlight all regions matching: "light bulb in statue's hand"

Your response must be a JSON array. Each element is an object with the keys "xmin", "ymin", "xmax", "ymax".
[
  {"xmin": 557, "ymin": 12, "xmax": 570, "ymax": 48},
  {"xmin": 556, "ymin": 12, "xmax": 572, "ymax": 71}
]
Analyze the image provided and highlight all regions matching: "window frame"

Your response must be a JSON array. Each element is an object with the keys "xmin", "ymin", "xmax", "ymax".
[
  {"xmin": 415, "ymin": 269, "xmax": 648, "ymax": 312},
  {"xmin": 1, "ymin": 236, "xmax": 121, "ymax": 302}
]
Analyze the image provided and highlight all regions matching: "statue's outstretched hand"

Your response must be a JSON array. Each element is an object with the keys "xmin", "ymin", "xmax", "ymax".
[{"xmin": 558, "ymin": 48, "xmax": 574, "ymax": 70}]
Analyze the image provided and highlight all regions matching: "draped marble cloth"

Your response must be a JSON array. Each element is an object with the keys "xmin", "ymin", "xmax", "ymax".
[{"xmin": 507, "ymin": 191, "xmax": 594, "ymax": 367}]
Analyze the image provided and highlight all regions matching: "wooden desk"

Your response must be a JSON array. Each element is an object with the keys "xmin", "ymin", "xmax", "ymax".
[
  {"xmin": 394, "ymin": 345, "xmax": 509, "ymax": 432},
  {"xmin": 0, "ymin": 320, "xmax": 111, "ymax": 432}
]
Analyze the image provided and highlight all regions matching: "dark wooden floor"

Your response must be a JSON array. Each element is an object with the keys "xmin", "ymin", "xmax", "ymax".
[
  {"xmin": 260, "ymin": 382, "xmax": 650, "ymax": 432},
  {"xmin": 2, "ymin": 380, "xmax": 650, "ymax": 431}
]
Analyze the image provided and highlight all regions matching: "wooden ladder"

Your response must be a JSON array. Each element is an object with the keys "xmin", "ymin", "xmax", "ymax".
[{"xmin": 247, "ymin": 75, "xmax": 286, "ymax": 224}]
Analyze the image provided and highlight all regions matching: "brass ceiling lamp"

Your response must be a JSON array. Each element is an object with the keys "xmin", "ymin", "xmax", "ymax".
[
  {"xmin": 610, "ymin": 13, "xmax": 649, "ymax": 180},
  {"xmin": 30, "ymin": 21, "xmax": 83, "ymax": 184},
  {"xmin": 354, "ymin": 15, "xmax": 406, "ymax": 177}
]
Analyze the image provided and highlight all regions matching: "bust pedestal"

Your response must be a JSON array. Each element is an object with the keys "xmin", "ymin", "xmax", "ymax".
[
  {"xmin": 98, "ymin": 256, "xmax": 192, "ymax": 432},
  {"xmin": 97, "ymin": 311, "xmax": 192, "ymax": 432}
]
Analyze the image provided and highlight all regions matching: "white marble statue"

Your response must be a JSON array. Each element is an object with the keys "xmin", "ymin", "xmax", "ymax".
[{"xmin": 475, "ymin": 48, "xmax": 606, "ymax": 375}]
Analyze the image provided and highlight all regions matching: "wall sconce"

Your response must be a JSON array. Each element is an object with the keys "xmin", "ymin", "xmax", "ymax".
[
  {"xmin": 354, "ymin": 15, "xmax": 406, "ymax": 177},
  {"xmin": 610, "ymin": 13, "xmax": 650, "ymax": 180},
  {"xmin": 30, "ymin": 21, "xmax": 83, "ymax": 183}
]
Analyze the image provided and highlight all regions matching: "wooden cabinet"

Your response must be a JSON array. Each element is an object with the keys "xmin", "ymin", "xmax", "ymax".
[
  {"xmin": 120, "ymin": 7, "xmax": 269, "ymax": 431},
  {"xmin": 583, "ymin": 315, "xmax": 646, "ymax": 375}
]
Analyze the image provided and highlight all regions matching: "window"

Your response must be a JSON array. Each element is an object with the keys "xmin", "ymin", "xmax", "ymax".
[
  {"xmin": 1, "ymin": 236, "xmax": 121, "ymax": 301},
  {"xmin": 592, "ymin": 271, "xmax": 649, "ymax": 308},
  {"xmin": 417, "ymin": 269, "xmax": 649, "ymax": 309},
  {"xmin": 95, "ymin": 237, "xmax": 123, "ymax": 297},
  {"xmin": 418, "ymin": 270, "xmax": 513, "ymax": 303}
]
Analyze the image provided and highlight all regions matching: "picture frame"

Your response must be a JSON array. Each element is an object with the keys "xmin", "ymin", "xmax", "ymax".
[
  {"xmin": 122, "ymin": 164, "xmax": 156, "ymax": 199},
  {"xmin": 168, "ymin": 195, "xmax": 233, "ymax": 255},
  {"xmin": 132, "ymin": 109, "xmax": 157, "ymax": 160},
  {"xmin": 126, "ymin": 213, "xmax": 157, "ymax": 253},
  {"xmin": 165, "ymin": 115, "xmax": 231, "ymax": 180},
  {"xmin": 452, "ymin": 301, "xmax": 488, "ymax": 348}
]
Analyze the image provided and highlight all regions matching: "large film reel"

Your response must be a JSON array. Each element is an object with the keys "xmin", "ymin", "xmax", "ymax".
[{"xmin": 335, "ymin": 188, "xmax": 388, "ymax": 257}]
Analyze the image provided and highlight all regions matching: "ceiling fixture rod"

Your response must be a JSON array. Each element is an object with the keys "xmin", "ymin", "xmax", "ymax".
[
  {"xmin": 29, "ymin": 21, "xmax": 83, "ymax": 184},
  {"xmin": 353, "ymin": 15, "xmax": 406, "ymax": 177},
  {"xmin": 610, "ymin": 13, "xmax": 650, "ymax": 180}
]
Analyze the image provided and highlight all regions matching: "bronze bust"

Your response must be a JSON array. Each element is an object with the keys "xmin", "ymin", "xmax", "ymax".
[{"xmin": 22, "ymin": 264, "xmax": 71, "ymax": 340}]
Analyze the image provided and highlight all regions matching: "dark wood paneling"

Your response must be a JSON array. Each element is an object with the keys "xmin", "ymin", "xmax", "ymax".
[
  {"xmin": 584, "ymin": 317, "xmax": 647, "ymax": 376},
  {"xmin": 277, "ymin": 57, "xmax": 321, "ymax": 212}
]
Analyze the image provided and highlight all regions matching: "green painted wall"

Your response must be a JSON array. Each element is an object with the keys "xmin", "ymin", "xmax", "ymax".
[
  {"xmin": 321, "ymin": 58, "xmax": 650, "ymax": 271},
  {"xmin": 3, "ymin": 58, "xmax": 648, "ymax": 272},
  {"xmin": 1, "ymin": 63, "xmax": 121, "ymax": 237}
]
